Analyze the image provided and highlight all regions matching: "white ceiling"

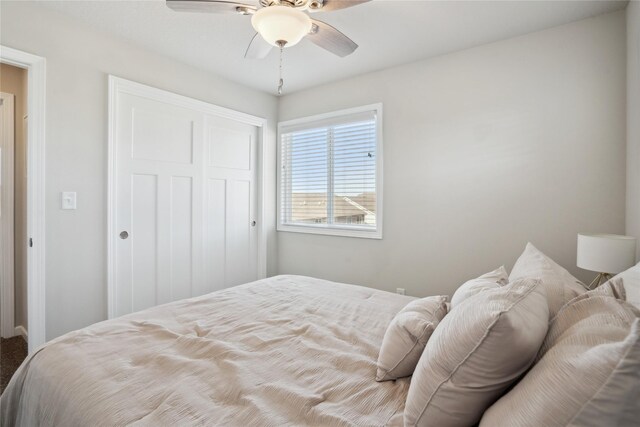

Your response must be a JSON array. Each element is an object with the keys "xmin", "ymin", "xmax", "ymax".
[{"xmin": 35, "ymin": 0, "xmax": 627, "ymax": 95}]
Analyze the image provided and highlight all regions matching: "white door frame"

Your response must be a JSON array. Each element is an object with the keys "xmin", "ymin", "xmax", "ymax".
[
  {"xmin": 107, "ymin": 76, "xmax": 268, "ymax": 319},
  {"xmin": 0, "ymin": 46, "xmax": 47, "ymax": 352},
  {"xmin": 0, "ymin": 92, "xmax": 16, "ymax": 339}
]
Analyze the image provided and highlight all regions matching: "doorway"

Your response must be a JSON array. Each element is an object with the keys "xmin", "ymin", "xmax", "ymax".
[
  {"xmin": 0, "ymin": 46, "xmax": 46, "ymax": 353},
  {"xmin": 0, "ymin": 63, "xmax": 29, "ymax": 392},
  {"xmin": 0, "ymin": 64, "xmax": 28, "ymax": 342}
]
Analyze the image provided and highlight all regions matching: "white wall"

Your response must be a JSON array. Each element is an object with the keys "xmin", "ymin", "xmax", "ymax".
[
  {"xmin": 278, "ymin": 11, "xmax": 627, "ymax": 297},
  {"xmin": 0, "ymin": 1, "xmax": 279, "ymax": 340},
  {"xmin": 628, "ymin": 1, "xmax": 640, "ymax": 262}
]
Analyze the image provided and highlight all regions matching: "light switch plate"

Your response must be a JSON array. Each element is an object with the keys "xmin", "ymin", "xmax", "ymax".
[{"xmin": 62, "ymin": 192, "xmax": 77, "ymax": 210}]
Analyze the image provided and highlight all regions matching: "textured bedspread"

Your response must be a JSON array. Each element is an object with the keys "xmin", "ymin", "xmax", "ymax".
[{"xmin": 1, "ymin": 275, "xmax": 414, "ymax": 426}]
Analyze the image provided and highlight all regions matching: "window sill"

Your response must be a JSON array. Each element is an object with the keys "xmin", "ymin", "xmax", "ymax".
[{"xmin": 277, "ymin": 223, "xmax": 382, "ymax": 239}]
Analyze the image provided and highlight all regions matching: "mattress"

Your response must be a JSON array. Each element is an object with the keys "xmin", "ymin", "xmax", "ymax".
[{"xmin": 1, "ymin": 275, "xmax": 415, "ymax": 426}]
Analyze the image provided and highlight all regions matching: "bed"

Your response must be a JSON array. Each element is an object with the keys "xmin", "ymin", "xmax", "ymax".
[{"xmin": 1, "ymin": 275, "xmax": 414, "ymax": 426}]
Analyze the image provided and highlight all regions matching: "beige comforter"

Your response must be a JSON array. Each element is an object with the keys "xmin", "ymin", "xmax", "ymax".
[{"xmin": 1, "ymin": 275, "xmax": 414, "ymax": 426}]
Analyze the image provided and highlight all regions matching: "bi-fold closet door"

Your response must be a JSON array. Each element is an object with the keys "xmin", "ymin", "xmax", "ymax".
[{"xmin": 112, "ymin": 88, "xmax": 258, "ymax": 318}]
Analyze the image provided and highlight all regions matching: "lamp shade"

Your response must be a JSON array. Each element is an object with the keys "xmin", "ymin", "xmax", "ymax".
[
  {"xmin": 577, "ymin": 234, "xmax": 637, "ymax": 274},
  {"xmin": 251, "ymin": 6, "xmax": 312, "ymax": 47}
]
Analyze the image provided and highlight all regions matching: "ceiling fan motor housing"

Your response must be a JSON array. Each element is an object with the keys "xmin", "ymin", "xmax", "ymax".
[{"xmin": 259, "ymin": 0, "xmax": 310, "ymax": 9}]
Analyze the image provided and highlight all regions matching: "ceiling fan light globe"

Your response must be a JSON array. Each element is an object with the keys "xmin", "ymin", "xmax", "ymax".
[{"xmin": 251, "ymin": 6, "xmax": 312, "ymax": 47}]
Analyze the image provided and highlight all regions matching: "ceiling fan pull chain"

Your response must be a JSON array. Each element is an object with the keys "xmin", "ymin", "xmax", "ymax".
[{"xmin": 277, "ymin": 40, "xmax": 285, "ymax": 95}]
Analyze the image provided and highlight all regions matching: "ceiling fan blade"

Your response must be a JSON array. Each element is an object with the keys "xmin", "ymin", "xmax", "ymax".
[
  {"xmin": 307, "ymin": 19, "xmax": 358, "ymax": 57},
  {"xmin": 245, "ymin": 33, "xmax": 273, "ymax": 59},
  {"xmin": 166, "ymin": 0, "xmax": 256, "ymax": 14},
  {"xmin": 310, "ymin": 0, "xmax": 371, "ymax": 12}
]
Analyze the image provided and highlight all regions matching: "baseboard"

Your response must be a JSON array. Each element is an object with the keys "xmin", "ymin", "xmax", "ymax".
[{"xmin": 14, "ymin": 325, "xmax": 28, "ymax": 339}]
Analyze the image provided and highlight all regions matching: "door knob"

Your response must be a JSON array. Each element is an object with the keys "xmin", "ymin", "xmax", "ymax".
[
  {"xmin": 120, "ymin": 231, "xmax": 129, "ymax": 240},
  {"xmin": 251, "ymin": 221, "xmax": 256, "ymax": 227}
]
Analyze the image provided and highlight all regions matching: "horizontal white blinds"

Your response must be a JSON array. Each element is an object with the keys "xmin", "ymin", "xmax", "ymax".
[{"xmin": 280, "ymin": 110, "xmax": 378, "ymax": 230}]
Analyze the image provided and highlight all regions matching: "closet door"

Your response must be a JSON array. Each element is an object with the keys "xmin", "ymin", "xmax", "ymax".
[
  {"xmin": 204, "ymin": 115, "xmax": 258, "ymax": 292},
  {"xmin": 112, "ymin": 90, "xmax": 258, "ymax": 317}
]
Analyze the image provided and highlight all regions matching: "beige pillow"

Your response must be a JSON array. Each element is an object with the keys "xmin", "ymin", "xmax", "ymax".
[
  {"xmin": 609, "ymin": 262, "xmax": 640, "ymax": 309},
  {"xmin": 404, "ymin": 278, "xmax": 548, "ymax": 427},
  {"xmin": 376, "ymin": 296, "xmax": 448, "ymax": 381},
  {"xmin": 450, "ymin": 266, "xmax": 508, "ymax": 307},
  {"xmin": 480, "ymin": 293, "xmax": 640, "ymax": 427},
  {"xmin": 553, "ymin": 277, "xmax": 627, "ymax": 315},
  {"xmin": 510, "ymin": 242, "xmax": 585, "ymax": 318},
  {"xmin": 584, "ymin": 276, "xmax": 626, "ymax": 300}
]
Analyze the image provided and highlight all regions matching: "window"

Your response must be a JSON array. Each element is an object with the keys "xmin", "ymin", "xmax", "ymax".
[{"xmin": 278, "ymin": 104, "xmax": 382, "ymax": 239}]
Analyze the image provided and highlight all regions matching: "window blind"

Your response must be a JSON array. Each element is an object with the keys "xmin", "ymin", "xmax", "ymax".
[{"xmin": 280, "ymin": 110, "xmax": 378, "ymax": 233}]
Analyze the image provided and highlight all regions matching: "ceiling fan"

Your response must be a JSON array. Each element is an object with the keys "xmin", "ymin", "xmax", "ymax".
[{"xmin": 166, "ymin": 0, "xmax": 370, "ymax": 59}]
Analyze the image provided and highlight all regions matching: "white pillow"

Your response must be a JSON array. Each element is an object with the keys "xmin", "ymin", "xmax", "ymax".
[
  {"xmin": 376, "ymin": 296, "xmax": 448, "ymax": 381},
  {"xmin": 450, "ymin": 266, "xmax": 508, "ymax": 307},
  {"xmin": 510, "ymin": 242, "xmax": 585, "ymax": 318},
  {"xmin": 404, "ymin": 278, "xmax": 548, "ymax": 427}
]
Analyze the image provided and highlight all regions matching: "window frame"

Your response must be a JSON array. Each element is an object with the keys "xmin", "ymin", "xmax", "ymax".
[{"xmin": 277, "ymin": 103, "xmax": 383, "ymax": 239}]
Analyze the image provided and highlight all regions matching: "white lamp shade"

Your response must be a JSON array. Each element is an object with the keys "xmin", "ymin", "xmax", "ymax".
[
  {"xmin": 251, "ymin": 6, "xmax": 312, "ymax": 47},
  {"xmin": 577, "ymin": 233, "xmax": 637, "ymax": 274}
]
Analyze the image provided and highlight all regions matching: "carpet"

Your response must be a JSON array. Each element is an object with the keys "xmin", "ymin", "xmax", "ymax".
[{"xmin": 1, "ymin": 336, "xmax": 27, "ymax": 395}]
